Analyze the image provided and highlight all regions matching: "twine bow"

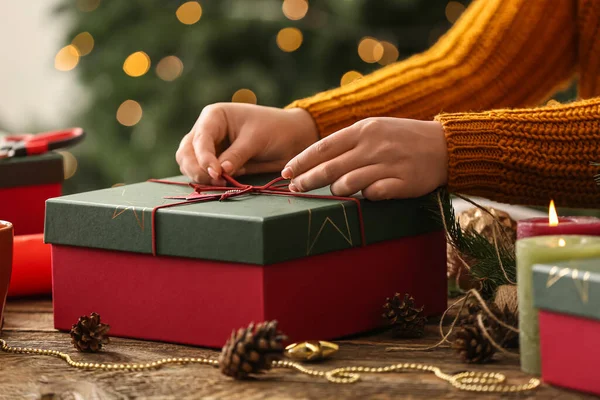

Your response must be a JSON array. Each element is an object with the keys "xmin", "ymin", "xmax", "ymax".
[{"xmin": 148, "ymin": 174, "xmax": 366, "ymax": 256}]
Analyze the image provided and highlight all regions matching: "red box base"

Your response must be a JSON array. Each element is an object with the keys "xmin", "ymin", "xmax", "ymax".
[
  {"xmin": 0, "ymin": 183, "xmax": 62, "ymax": 235},
  {"xmin": 52, "ymin": 230, "xmax": 447, "ymax": 348},
  {"xmin": 539, "ymin": 310, "xmax": 600, "ymax": 395}
]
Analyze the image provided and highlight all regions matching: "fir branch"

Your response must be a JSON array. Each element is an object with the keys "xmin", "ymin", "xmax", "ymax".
[{"xmin": 433, "ymin": 188, "xmax": 516, "ymax": 299}]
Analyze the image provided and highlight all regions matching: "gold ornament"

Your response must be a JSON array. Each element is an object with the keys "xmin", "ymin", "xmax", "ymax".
[
  {"xmin": 285, "ymin": 340, "xmax": 339, "ymax": 361},
  {"xmin": 447, "ymin": 207, "xmax": 517, "ymax": 289}
]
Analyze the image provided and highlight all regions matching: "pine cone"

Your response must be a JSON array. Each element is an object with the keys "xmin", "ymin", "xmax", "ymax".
[
  {"xmin": 382, "ymin": 293, "xmax": 427, "ymax": 338},
  {"xmin": 462, "ymin": 302, "xmax": 519, "ymax": 349},
  {"xmin": 70, "ymin": 312, "xmax": 110, "ymax": 352},
  {"xmin": 493, "ymin": 304, "xmax": 519, "ymax": 349},
  {"xmin": 452, "ymin": 325, "xmax": 496, "ymax": 364},
  {"xmin": 219, "ymin": 321, "xmax": 287, "ymax": 379}
]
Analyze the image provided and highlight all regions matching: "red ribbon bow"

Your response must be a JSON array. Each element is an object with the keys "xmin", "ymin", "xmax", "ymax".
[{"xmin": 148, "ymin": 174, "xmax": 366, "ymax": 256}]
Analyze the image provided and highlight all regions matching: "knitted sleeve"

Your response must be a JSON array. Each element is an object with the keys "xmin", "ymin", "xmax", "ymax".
[
  {"xmin": 286, "ymin": 0, "xmax": 577, "ymax": 137},
  {"xmin": 436, "ymin": 98, "xmax": 600, "ymax": 208}
]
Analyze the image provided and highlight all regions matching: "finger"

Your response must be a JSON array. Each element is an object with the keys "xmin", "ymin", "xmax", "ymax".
[
  {"xmin": 235, "ymin": 160, "xmax": 287, "ymax": 177},
  {"xmin": 218, "ymin": 135, "xmax": 258, "ymax": 176},
  {"xmin": 191, "ymin": 106, "xmax": 228, "ymax": 180},
  {"xmin": 329, "ymin": 165, "xmax": 389, "ymax": 197},
  {"xmin": 290, "ymin": 149, "xmax": 370, "ymax": 193},
  {"xmin": 283, "ymin": 125, "xmax": 357, "ymax": 180},
  {"xmin": 362, "ymin": 178, "xmax": 408, "ymax": 201}
]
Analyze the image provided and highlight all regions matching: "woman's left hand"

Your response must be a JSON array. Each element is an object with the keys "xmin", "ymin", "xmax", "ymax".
[{"xmin": 281, "ymin": 117, "xmax": 448, "ymax": 200}]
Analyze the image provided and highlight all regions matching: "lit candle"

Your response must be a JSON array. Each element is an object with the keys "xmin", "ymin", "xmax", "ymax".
[
  {"xmin": 517, "ymin": 200, "xmax": 600, "ymax": 375},
  {"xmin": 517, "ymin": 200, "xmax": 600, "ymax": 238}
]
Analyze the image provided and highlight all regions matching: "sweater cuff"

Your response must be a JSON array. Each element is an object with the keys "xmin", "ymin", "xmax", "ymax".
[{"xmin": 434, "ymin": 112, "xmax": 506, "ymax": 198}]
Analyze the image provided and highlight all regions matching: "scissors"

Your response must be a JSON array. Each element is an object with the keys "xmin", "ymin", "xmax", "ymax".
[{"xmin": 0, "ymin": 127, "xmax": 85, "ymax": 159}]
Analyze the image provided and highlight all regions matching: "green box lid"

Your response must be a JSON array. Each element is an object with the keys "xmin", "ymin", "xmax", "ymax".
[
  {"xmin": 533, "ymin": 258, "xmax": 600, "ymax": 320},
  {"xmin": 44, "ymin": 174, "xmax": 442, "ymax": 265},
  {"xmin": 0, "ymin": 152, "xmax": 64, "ymax": 188}
]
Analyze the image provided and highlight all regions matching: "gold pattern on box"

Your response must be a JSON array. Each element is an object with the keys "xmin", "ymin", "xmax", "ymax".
[
  {"xmin": 306, "ymin": 204, "xmax": 352, "ymax": 255},
  {"xmin": 546, "ymin": 266, "xmax": 590, "ymax": 304}
]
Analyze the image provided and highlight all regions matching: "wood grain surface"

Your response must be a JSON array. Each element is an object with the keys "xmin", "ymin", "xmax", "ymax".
[{"xmin": 0, "ymin": 297, "xmax": 592, "ymax": 400}]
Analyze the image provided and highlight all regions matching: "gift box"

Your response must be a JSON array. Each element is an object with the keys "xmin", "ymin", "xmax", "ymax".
[
  {"xmin": 533, "ymin": 258, "xmax": 600, "ymax": 395},
  {"xmin": 0, "ymin": 152, "xmax": 63, "ymax": 235},
  {"xmin": 45, "ymin": 175, "xmax": 447, "ymax": 347}
]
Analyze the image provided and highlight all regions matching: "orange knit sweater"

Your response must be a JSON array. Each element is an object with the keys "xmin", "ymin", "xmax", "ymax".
[{"xmin": 288, "ymin": 0, "xmax": 600, "ymax": 208}]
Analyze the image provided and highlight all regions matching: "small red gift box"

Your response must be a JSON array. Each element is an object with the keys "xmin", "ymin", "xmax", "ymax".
[
  {"xmin": 46, "ymin": 175, "xmax": 447, "ymax": 348},
  {"xmin": 0, "ymin": 153, "xmax": 63, "ymax": 235},
  {"xmin": 534, "ymin": 259, "xmax": 600, "ymax": 396}
]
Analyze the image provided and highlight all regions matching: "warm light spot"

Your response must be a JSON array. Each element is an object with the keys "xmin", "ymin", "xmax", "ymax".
[
  {"xmin": 282, "ymin": 0, "xmax": 308, "ymax": 20},
  {"xmin": 58, "ymin": 151, "xmax": 78, "ymax": 180},
  {"xmin": 123, "ymin": 51, "xmax": 151, "ymax": 77},
  {"xmin": 378, "ymin": 41, "xmax": 399, "ymax": 66},
  {"xmin": 71, "ymin": 32, "xmax": 94, "ymax": 56},
  {"xmin": 76, "ymin": 0, "xmax": 100, "ymax": 12},
  {"xmin": 445, "ymin": 1, "xmax": 466, "ymax": 23},
  {"xmin": 340, "ymin": 71, "xmax": 363, "ymax": 86},
  {"xmin": 156, "ymin": 56, "xmax": 184, "ymax": 81},
  {"xmin": 176, "ymin": 1, "xmax": 202, "ymax": 25},
  {"xmin": 117, "ymin": 100, "xmax": 143, "ymax": 126},
  {"xmin": 277, "ymin": 28, "xmax": 303, "ymax": 52},
  {"xmin": 358, "ymin": 37, "xmax": 384, "ymax": 63},
  {"xmin": 558, "ymin": 238, "xmax": 566, "ymax": 247},
  {"xmin": 548, "ymin": 200, "xmax": 559, "ymax": 226},
  {"xmin": 231, "ymin": 89, "xmax": 257, "ymax": 104},
  {"xmin": 112, "ymin": 183, "xmax": 125, "ymax": 188},
  {"xmin": 54, "ymin": 45, "xmax": 80, "ymax": 71}
]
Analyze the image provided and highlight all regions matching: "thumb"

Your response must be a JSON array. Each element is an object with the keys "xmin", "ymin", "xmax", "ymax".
[{"xmin": 218, "ymin": 137, "xmax": 256, "ymax": 175}]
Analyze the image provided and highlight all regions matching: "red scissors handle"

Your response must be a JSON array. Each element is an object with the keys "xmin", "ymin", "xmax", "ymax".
[{"xmin": 2, "ymin": 128, "xmax": 85, "ymax": 157}]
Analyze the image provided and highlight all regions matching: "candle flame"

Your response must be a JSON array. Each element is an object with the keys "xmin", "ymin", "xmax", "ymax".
[
  {"xmin": 558, "ymin": 238, "xmax": 566, "ymax": 247},
  {"xmin": 548, "ymin": 200, "xmax": 559, "ymax": 226}
]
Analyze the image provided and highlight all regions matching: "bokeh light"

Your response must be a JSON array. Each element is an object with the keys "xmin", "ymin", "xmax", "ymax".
[
  {"xmin": 378, "ymin": 41, "xmax": 399, "ymax": 65},
  {"xmin": 445, "ymin": 1, "xmax": 466, "ymax": 23},
  {"xmin": 340, "ymin": 71, "xmax": 363, "ymax": 86},
  {"xmin": 282, "ymin": 0, "xmax": 308, "ymax": 20},
  {"xmin": 231, "ymin": 89, "xmax": 257, "ymax": 104},
  {"xmin": 156, "ymin": 56, "xmax": 184, "ymax": 81},
  {"xmin": 58, "ymin": 151, "xmax": 78, "ymax": 180},
  {"xmin": 71, "ymin": 32, "xmax": 94, "ymax": 56},
  {"xmin": 176, "ymin": 1, "xmax": 203, "ymax": 25},
  {"xmin": 277, "ymin": 27, "xmax": 303, "ymax": 52},
  {"xmin": 117, "ymin": 100, "xmax": 143, "ymax": 126},
  {"xmin": 76, "ymin": 0, "xmax": 100, "ymax": 12},
  {"xmin": 54, "ymin": 45, "xmax": 80, "ymax": 71},
  {"xmin": 358, "ymin": 37, "xmax": 384, "ymax": 63},
  {"xmin": 123, "ymin": 51, "xmax": 151, "ymax": 77}
]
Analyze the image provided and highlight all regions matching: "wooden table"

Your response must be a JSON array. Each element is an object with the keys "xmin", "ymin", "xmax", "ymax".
[{"xmin": 0, "ymin": 297, "xmax": 592, "ymax": 400}]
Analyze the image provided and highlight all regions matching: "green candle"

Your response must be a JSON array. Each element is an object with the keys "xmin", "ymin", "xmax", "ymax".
[{"xmin": 516, "ymin": 235, "xmax": 600, "ymax": 375}]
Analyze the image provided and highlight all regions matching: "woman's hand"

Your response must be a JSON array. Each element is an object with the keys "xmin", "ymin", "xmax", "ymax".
[
  {"xmin": 176, "ymin": 103, "xmax": 318, "ymax": 185},
  {"xmin": 281, "ymin": 118, "xmax": 448, "ymax": 200}
]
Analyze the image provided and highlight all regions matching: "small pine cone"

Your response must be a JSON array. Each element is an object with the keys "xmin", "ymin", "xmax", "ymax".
[
  {"xmin": 70, "ymin": 312, "xmax": 110, "ymax": 353},
  {"xmin": 462, "ymin": 302, "xmax": 519, "ymax": 349},
  {"xmin": 219, "ymin": 321, "xmax": 287, "ymax": 379},
  {"xmin": 494, "ymin": 304, "xmax": 519, "ymax": 349},
  {"xmin": 382, "ymin": 293, "xmax": 427, "ymax": 338},
  {"xmin": 452, "ymin": 325, "xmax": 496, "ymax": 364}
]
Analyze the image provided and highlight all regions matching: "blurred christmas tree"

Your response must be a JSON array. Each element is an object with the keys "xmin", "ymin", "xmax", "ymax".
[{"xmin": 58, "ymin": 0, "xmax": 467, "ymax": 192}]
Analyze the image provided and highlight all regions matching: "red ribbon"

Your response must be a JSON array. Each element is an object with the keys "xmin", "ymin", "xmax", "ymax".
[{"xmin": 148, "ymin": 174, "xmax": 366, "ymax": 256}]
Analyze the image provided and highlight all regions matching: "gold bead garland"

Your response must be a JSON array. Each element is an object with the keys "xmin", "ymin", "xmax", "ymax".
[{"xmin": 0, "ymin": 338, "xmax": 540, "ymax": 393}]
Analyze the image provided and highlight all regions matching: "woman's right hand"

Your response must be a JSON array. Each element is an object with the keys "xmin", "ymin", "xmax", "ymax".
[{"xmin": 176, "ymin": 103, "xmax": 319, "ymax": 185}]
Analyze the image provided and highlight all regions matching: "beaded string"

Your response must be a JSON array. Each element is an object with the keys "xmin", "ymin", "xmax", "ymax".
[
  {"xmin": 0, "ymin": 339, "xmax": 540, "ymax": 393},
  {"xmin": 147, "ymin": 174, "xmax": 366, "ymax": 256}
]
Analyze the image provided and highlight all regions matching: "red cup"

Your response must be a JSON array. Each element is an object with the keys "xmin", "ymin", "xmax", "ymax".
[{"xmin": 0, "ymin": 220, "xmax": 13, "ymax": 332}]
